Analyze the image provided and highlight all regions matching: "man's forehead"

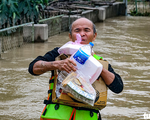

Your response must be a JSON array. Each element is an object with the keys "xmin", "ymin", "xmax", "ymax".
[{"xmin": 72, "ymin": 19, "xmax": 93, "ymax": 29}]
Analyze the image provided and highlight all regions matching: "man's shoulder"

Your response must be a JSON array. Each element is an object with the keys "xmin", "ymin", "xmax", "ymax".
[
  {"xmin": 47, "ymin": 47, "xmax": 60, "ymax": 53},
  {"xmin": 53, "ymin": 47, "xmax": 60, "ymax": 51}
]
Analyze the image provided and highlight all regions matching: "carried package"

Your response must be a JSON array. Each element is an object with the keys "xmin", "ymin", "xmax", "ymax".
[
  {"xmin": 50, "ymin": 54, "xmax": 108, "ymax": 110},
  {"xmin": 61, "ymin": 71, "xmax": 96, "ymax": 106},
  {"xmin": 47, "ymin": 34, "xmax": 108, "ymax": 110},
  {"xmin": 58, "ymin": 41, "xmax": 103, "ymax": 106}
]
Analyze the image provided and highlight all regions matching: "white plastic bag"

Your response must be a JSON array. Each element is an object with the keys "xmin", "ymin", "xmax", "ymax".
[{"xmin": 58, "ymin": 34, "xmax": 83, "ymax": 55}]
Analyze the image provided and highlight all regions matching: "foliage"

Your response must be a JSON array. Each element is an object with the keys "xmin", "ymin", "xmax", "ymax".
[
  {"xmin": 130, "ymin": 9, "xmax": 150, "ymax": 16},
  {"xmin": 0, "ymin": 0, "xmax": 48, "ymax": 27},
  {"xmin": 0, "ymin": 0, "xmax": 19, "ymax": 26}
]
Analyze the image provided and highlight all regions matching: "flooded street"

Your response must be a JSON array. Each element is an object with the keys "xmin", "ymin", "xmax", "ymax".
[{"xmin": 0, "ymin": 16, "xmax": 150, "ymax": 120}]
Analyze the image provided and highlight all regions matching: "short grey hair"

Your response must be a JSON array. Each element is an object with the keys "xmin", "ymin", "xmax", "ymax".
[{"xmin": 69, "ymin": 19, "xmax": 97, "ymax": 35}]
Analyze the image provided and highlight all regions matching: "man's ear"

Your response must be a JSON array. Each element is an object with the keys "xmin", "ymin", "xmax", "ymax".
[
  {"xmin": 69, "ymin": 33, "xmax": 72, "ymax": 41},
  {"xmin": 92, "ymin": 33, "xmax": 97, "ymax": 41}
]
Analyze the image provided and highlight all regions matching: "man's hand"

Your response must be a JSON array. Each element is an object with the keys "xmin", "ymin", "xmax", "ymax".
[{"xmin": 57, "ymin": 58, "xmax": 77, "ymax": 73}]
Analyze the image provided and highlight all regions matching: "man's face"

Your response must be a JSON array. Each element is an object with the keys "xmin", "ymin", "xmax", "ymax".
[{"xmin": 69, "ymin": 18, "xmax": 97, "ymax": 44}]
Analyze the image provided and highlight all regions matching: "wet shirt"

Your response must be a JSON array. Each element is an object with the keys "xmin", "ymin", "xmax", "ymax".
[{"xmin": 28, "ymin": 47, "xmax": 123, "ymax": 94}]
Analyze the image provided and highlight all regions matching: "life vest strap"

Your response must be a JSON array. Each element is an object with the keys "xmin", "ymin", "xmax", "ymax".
[
  {"xmin": 48, "ymin": 89, "xmax": 53, "ymax": 94},
  {"xmin": 49, "ymin": 79, "xmax": 54, "ymax": 84},
  {"xmin": 44, "ymin": 98, "xmax": 53, "ymax": 105},
  {"xmin": 43, "ymin": 100, "xmax": 99, "ymax": 114},
  {"xmin": 69, "ymin": 108, "xmax": 76, "ymax": 120},
  {"xmin": 73, "ymin": 106, "xmax": 99, "ymax": 113}
]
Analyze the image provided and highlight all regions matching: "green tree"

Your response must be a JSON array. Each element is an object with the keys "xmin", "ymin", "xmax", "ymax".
[
  {"xmin": 0, "ymin": 0, "xmax": 48, "ymax": 28},
  {"xmin": 0, "ymin": 0, "xmax": 19, "ymax": 27}
]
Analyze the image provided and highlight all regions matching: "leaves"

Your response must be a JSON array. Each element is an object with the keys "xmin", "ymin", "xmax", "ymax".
[
  {"xmin": 0, "ymin": 0, "xmax": 48, "ymax": 27},
  {"xmin": 0, "ymin": 0, "xmax": 19, "ymax": 25}
]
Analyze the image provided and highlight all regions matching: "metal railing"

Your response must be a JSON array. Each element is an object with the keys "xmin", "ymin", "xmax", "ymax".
[
  {"xmin": 39, "ymin": 14, "xmax": 67, "ymax": 37},
  {"xmin": 127, "ymin": 0, "xmax": 150, "ymax": 15},
  {"xmin": 0, "ymin": 22, "xmax": 34, "ymax": 58}
]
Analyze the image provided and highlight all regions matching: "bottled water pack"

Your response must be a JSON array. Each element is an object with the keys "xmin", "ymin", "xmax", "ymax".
[{"xmin": 70, "ymin": 42, "xmax": 103, "ymax": 84}]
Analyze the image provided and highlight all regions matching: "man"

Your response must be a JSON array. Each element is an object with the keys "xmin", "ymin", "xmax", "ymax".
[{"xmin": 28, "ymin": 17, "xmax": 123, "ymax": 120}]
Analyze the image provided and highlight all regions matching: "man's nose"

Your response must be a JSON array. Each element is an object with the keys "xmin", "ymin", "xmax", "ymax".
[{"xmin": 80, "ymin": 31, "xmax": 85, "ymax": 37}]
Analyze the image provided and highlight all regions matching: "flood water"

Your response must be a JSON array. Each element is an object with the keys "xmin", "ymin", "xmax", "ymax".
[{"xmin": 0, "ymin": 16, "xmax": 150, "ymax": 120}]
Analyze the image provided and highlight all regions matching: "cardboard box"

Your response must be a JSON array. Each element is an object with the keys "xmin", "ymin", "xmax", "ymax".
[{"xmin": 52, "ymin": 55, "xmax": 108, "ymax": 110}]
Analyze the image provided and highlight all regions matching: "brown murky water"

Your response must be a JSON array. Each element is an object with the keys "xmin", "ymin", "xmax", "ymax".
[{"xmin": 0, "ymin": 16, "xmax": 150, "ymax": 120}]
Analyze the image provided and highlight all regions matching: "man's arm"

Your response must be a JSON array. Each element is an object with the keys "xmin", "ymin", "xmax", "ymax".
[
  {"xmin": 32, "ymin": 58, "xmax": 77, "ymax": 75},
  {"xmin": 28, "ymin": 47, "xmax": 75, "ymax": 76},
  {"xmin": 100, "ymin": 68, "xmax": 115, "ymax": 85},
  {"xmin": 101, "ymin": 64, "xmax": 124, "ymax": 94}
]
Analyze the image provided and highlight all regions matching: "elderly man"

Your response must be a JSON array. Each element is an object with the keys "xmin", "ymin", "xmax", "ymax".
[{"xmin": 28, "ymin": 17, "xmax": 123, "ymax": 120}]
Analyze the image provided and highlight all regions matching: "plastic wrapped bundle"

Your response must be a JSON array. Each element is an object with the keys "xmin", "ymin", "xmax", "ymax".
[{"xmin": 62, "ymin": 72, "xmax": 96, "ymax": 106}]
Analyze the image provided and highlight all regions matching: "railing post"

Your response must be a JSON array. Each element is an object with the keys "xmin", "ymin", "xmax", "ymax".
[
  {"xmin": 0, "ymin": 38, "xmax": 1, "ymax": 59},
  {"xmin": 123, "ymin": 0, "xmax": 128, "ymax": 16},
  {"xmin": 32, "ymin": 23, "xmax": 34, "ymax": 42},
  {"xmin": 135, "ymin": 0, "xmax": 138, "ymax": 13},
  {"xmin": 69, "ymin": 9, "xmax": 71, "ymax": 30}
]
